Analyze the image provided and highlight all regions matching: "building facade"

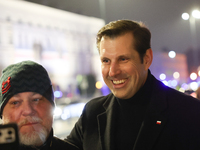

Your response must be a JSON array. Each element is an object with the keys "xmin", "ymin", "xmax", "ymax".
[{"xmin": 0, "ymin": 0, "xmax": 105, "ymax": 97}]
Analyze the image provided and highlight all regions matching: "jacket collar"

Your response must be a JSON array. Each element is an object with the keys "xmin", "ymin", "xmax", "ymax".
[
  {"xmin": 133, "ymin": 76, "xmax": 168, "ymax": 150},
  {"xmin": 97, "ymin": 94, "xmax": 116, "ymax": 150},
  {"xmin": 97, "ymin": 74, "xmax": 168, "ymax": 150}
]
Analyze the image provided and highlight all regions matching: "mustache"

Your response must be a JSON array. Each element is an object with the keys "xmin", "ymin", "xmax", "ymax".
[{"xmin": 18, "ymin": 116, "xmax": 42, "ymax": 127}]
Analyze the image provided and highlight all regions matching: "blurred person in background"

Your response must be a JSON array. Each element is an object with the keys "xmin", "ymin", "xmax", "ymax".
[
  {"xmin": 196, "ymin": 87, "xmax": 200, "ymax": 100},
  {"xmin": 66, "ymin": 20, "xmax": 200, "ymax": 150},
  {"xmin": 0, "ymin": 61, "xmax": 79, "ymax": 150}
]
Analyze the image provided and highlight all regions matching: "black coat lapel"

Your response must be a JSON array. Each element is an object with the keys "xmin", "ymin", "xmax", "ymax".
[
  {"xmin": 133, "ymin": 77, "xmax": 168, "ymax": 150},
  {"xmin": 97, "ymin": 95, "xmax": 117, "ymax": 150},
  {"xmin": 133, "ymin": 113, "xmax": 167, "ymax": 150}
]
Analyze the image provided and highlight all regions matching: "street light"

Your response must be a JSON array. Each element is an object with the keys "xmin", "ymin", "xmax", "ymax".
[
  {"xmin": 190, "ymin": 72, "xmax": 197, "ymax": 80},
  {"xmin": 168, "ymin": 51, "xmax": 176, "ymax": 58},
  {"xmin": 173, "ymin": 72, "xmax": 180, "ymax": 79},
  {"xmin": 182, "ymin": 13, "xmax": 190, "ymax": 20},
  {"xmin": 192, "ymin": 10, "xmax": 200, "ymax": 19},
  {"xmin": 182, "ymin": 9, "xmax": 200, "ymax": 20},
  {"xmin": 182, "ymin": 9, "xmax": 199, "ymax": 77}
]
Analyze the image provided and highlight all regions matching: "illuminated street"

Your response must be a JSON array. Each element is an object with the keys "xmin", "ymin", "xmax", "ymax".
[{"xmin": 53, "ymin": 117, "xmax": 79, "ymax": 139}]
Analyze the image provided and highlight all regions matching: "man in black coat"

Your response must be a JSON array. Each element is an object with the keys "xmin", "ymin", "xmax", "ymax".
[
  {"xmin": 0, "ymin": 60, "xmax": 79, "ymax": 150},
  {"xmin": 66, "ymin": 20, "xmax": 200, "ymax": 150}
]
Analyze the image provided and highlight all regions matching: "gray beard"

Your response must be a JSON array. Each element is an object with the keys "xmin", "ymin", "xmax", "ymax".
[
  {"xmin": 3, "ymin": 116, "xmax": 49, "ymax": 147},
  {"xmin": 19, "ymin": 125, "xmax": 48, "ymax": 147}
]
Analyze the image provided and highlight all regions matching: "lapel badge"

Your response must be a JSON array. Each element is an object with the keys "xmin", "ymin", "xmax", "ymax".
[
  {"xmin": 156, "ymin": 120, "xmax": 161, "ymax": 125},
  {"xmin": 2, "ymin": 77, "xmax": 11, "ymax": 94}
]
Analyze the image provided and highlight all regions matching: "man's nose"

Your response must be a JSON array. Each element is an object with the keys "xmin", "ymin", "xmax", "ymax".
[
  {"xmin": 109, "ymin": 63, "xmax": 121, "ymax": 77},
  {"xmin": 22, "ymin": 102, "xmax": 35, "ymax": 116}
]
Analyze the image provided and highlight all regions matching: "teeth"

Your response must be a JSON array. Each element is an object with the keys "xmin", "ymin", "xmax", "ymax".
[{"xmin": 113, "ymin": 79, "xmax": 126, "ymax": 84}]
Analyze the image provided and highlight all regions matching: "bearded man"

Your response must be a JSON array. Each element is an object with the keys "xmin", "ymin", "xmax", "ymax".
[{"xmin": 0, "ymin": 60, "xmax": 78, "ymax": 150}]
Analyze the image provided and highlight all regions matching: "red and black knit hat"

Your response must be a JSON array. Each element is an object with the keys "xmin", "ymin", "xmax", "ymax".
[{"xmin": 0, "ymin": 60, "xmax": 55, "ymax": 117}]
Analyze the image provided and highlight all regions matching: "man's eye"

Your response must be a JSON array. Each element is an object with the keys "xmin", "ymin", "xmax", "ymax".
[
  {"xmin": 102, "ymin": 59, "xmax": 109, "ymax": 63},
  {"xmin": 33, "ymin": 98, "xmax": 40, "ymax": 102},
  {"xmin": 10, "ymin": 101, "xmax": 21, "ymax": 106},
  {"xmin": 120, "ymin": 57, "xmax": 127, "ymax": 61},
  {"xmin": 12, "ymin": 101, "xmax": 19, "ymax": 105}
]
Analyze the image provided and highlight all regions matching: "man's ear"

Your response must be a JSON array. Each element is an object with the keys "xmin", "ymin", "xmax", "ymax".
[{"xmin": 143, "ymin": 48, "xmax": 153, "ymax": 70}]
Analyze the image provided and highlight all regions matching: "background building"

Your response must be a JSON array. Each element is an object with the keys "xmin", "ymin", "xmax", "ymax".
[{"xmin": 0, "ymin": 0, "xmax": 105, "ymax": 99}]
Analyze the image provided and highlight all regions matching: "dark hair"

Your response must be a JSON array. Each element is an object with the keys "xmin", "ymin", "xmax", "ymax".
[{"xmin": 96, "ymin": 20, "xmax": 151, "ymax": 63}]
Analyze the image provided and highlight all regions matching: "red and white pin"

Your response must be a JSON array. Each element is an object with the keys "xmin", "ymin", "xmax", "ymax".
[{"xmin": 156, "ymin": 120, "xmax": 161, "ymax": 125}]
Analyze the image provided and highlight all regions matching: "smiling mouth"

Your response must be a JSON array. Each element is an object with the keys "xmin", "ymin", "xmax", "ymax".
[{"xmin": 112, "ymin": 79, "xmax": 127, "ymax": 84}]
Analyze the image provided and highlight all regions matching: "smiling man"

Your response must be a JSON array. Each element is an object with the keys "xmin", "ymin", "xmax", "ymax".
[
  {"xmin": 99, "ymin": 32, "xmax": 151, "ymax": 99},
  {"xmin": 66, "ymin": 20, "xmax": 200, "ymax": 150},
  {"xmin": 0, "ymin": 60, "xmax": 78, "ymax": 150}
]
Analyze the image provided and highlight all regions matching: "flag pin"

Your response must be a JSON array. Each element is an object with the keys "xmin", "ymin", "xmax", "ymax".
[{"xmin": 156, "ymin": 120, "xmax": 161, "ymax": 125}]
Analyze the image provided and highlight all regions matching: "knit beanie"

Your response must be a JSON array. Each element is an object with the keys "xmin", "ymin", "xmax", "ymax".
[{"xmin": 0, "ymin": 60, "xmax": 55, "ymax": 117}]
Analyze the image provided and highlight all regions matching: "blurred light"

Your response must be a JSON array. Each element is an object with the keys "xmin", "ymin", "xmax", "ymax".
[
  {"xmin": 179, "ymin": 88, "xmax": 185, "ymax": 93},
  {"xmin": 197, "ymin": 66, "xmax": 200, "ymax": 72},
  {"xmin": 159, "ymin": 73, "xmax": 166, "ymax": 80},
  {"xmin": 101, "ymin": 85, "xmax": 111, "ymax": 96},
  {"xmin": 168, "ymin": 80, "xmax": 172, "ymax": 87},
  {"xmin": 61, "ymin": 103, "xmax": 85, "ymax": 120},
  {"xmin": 171, "ymin": 80, "xmax": 178, "ymax": 87},
  {"xmin": 54, "ymin": 91, "xmax": 63, "ymax": 98},
  {"xmin": 198, "ymin": 70, "xmax": 200, "ymax": 76},
  {"xmin": 190, "ymin": 72, "xmax": 197, "ymax": 80},
  {"xmin": 67, "ymin": 93, "xmax": 73, "ymax": 97},
  {"xmin": 76, "ymin": 74, "xmax": 83, "ymax": 83},
  {"xmin": 95, "ymin": 81, "xmax": 103, "ymax": 89},
  {"xmin": 181, "ymin": 83, "xmax": 189, "ymax": 90},
  {"xmin": 182, "ymin": 13, "xmax": 190, "ymax": 20},
  {"xmin": 173, "ymin": 72, "xmax": 180, "ymax": 79},
  {"xmin": 162, "ymin": 80, "xmax": 168, "ymax": 86},
  {"xmin": 168, "ymin": 51, "xmax": 176, "ymax": 58},
  {"xmin": 190, "ymin": 82, "xmax": 198, "ymax": 91},
  {"xmin": 53, "ymin": 107, "xmax": 62, "ymax": 117},
  {"xmin": 192, "ymin": 10, "xmax": 200, "ymax": 19},
  {"xmin": 61, "ymin": 111, "xmax": 70, "ymax": 120}
]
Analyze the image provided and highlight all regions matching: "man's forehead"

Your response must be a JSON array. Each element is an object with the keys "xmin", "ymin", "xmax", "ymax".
[{"xmin": 11, "ymin": 92, "xmax": 41, "ymax": 98}]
